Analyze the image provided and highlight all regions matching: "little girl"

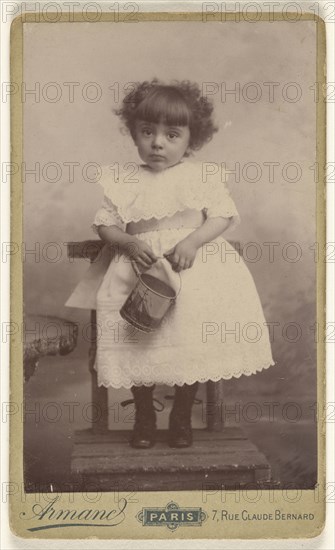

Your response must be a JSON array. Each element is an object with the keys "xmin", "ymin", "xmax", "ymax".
[{"xmin": 66, "ymin": 79, "xmax": 275, "ymax": 449}]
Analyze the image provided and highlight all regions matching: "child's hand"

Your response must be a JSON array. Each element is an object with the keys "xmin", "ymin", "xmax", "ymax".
[
  {"xmin": 163, "ymin": 238, "xmax": 198, "ymax": 272},
  {"xmin": 124, "ymin": 238, "xmax": 158, "ymax": 270}
]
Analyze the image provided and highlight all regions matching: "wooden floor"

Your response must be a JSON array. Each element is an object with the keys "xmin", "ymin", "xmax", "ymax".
[{"xmin": 71, "ymin": 428, "xmax": 271, "ymax": 491}]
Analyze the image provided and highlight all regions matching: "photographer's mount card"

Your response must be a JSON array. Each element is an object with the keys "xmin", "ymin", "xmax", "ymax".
[{"xmin": 9, "ymin": 5, "xmax": 327, "ymax": 540}]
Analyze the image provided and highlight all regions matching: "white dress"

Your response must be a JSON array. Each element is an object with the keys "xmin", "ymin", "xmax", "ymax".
[{"xmin": 66, "ymin": 161, "xmax": 275, "ymax": 388}]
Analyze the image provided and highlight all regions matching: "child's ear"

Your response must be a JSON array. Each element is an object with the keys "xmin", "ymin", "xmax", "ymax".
[{"xmin": 130, "ymin": 126, "xmax": 137, "ymax": 145}]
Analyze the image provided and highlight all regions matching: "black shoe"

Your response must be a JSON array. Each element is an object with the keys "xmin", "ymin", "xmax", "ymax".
[
  {"xmin": 130, "ymin": 385, "xmax": 156, "ymax": 449},
  {"xmin": 168, "ymin": 382, "xmax": 198, "ymax": 448},
  {"xmin": 168, "ymin": 421, "xmax": 193, "ymax": 448},
  {"xmin": 131, "ymin": 427, "xmax": 156, "ymax": 449}
]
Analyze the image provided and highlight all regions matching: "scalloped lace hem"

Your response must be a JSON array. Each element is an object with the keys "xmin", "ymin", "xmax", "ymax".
[{"xmin": 95, "ymin": 360, "xmax": 277, "ymax": 389}]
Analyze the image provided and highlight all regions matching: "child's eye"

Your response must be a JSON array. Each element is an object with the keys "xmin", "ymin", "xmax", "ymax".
[
  {"xmin": 168, "ymin": 133, "xmax": 178, "ymax": 139},
  {"xmin": 142, "ymin": 129, "xmax": 152, "ymax": 136}
]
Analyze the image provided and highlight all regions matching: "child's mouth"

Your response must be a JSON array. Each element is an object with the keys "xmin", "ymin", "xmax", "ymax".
[{"xmin": 150, "ymin": 154, "xmax": 166, "ymax": 161}]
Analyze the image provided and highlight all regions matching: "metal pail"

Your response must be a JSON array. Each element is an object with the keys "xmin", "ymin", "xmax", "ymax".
[{"xmin": 120, "ymin": 262, "xmax": 180, "ymax": 333}]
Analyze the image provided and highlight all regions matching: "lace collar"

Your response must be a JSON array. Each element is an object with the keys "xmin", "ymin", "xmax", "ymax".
[{"xmin": 98, "ymin": 161, "xmax": 232, "ymax": 223}]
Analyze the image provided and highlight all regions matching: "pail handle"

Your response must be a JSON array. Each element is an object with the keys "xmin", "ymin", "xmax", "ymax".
[{"xmin": 131, "ymin": 257, "xmax": 182, "ymax": 297}]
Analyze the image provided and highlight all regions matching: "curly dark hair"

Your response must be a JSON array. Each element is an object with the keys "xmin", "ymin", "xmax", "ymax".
[{"xmin": 115, "ymin": 79, "xmax": 218, "ymax": 152}]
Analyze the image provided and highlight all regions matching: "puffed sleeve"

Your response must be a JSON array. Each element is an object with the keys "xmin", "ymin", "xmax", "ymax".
[
  {"xmin": 204, "ymin": 176, "xmax": 240, "ymax": 231},
  {"xmin": 92, "ymin": 195, "xmax": 126, "ymax": 233}
]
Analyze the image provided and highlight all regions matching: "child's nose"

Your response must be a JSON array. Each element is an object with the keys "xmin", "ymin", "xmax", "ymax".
[{"xmin": 152, "ymin": 133, "xmax": 164, "ymax": 148}]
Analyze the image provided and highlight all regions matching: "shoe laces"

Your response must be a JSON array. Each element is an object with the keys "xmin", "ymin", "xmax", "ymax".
[{"xmin": 120, "ymin": 397, "xmax": 165, "ymax": 412}]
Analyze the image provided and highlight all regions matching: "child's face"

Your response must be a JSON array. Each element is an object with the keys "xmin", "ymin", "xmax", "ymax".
[{"xmin": 134, "ymin": 120, "xmax": 191, "ymax": 171}]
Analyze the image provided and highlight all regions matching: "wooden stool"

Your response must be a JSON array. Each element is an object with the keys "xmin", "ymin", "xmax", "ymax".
[{"xmin": 67, "ymin": 240, "xmax": 272, "ymax": 490}]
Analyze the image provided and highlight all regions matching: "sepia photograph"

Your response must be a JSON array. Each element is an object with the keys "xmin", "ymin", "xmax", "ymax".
[{"xmin": 8, "ymin": 5, "xmax": 327, "ymax": 540}]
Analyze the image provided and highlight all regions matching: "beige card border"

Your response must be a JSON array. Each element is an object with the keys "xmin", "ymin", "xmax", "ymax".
[{"xmin": 9, "ymin": 10, "xmax": 326, "ymax": 540}]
